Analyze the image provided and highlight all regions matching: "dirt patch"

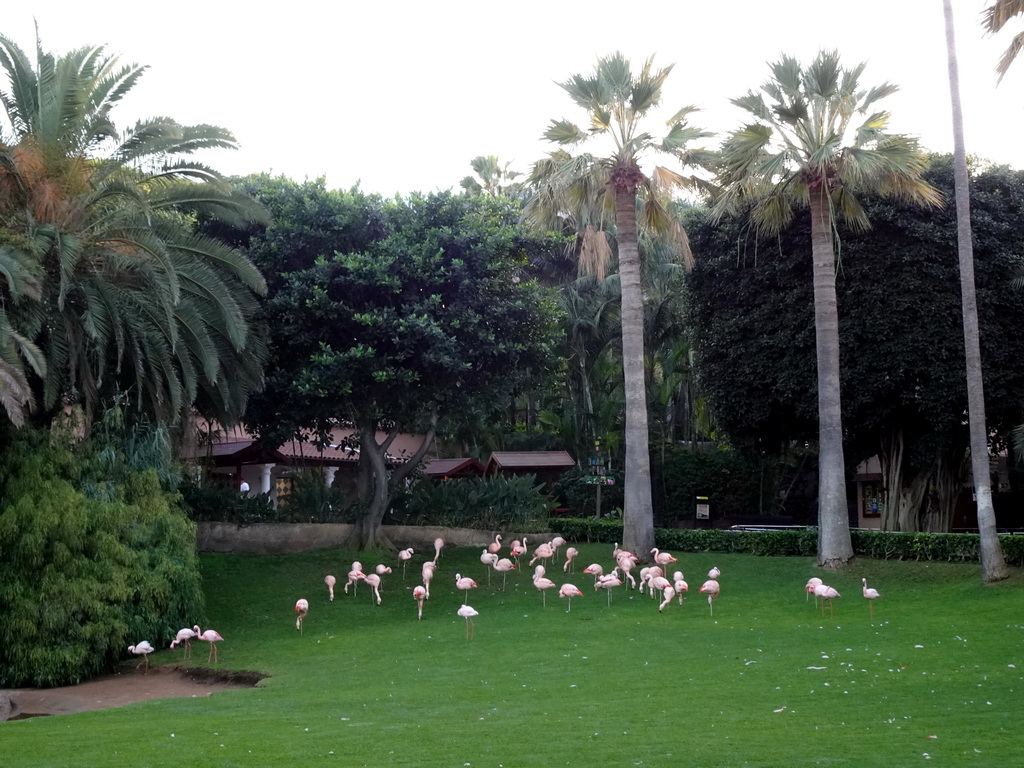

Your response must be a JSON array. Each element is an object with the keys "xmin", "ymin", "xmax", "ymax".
[{"xmin": 1, "ymin": 665, "xmax": 265, "ymax": 720}]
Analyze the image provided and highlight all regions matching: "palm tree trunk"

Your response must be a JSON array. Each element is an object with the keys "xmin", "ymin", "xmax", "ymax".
[
  {"xmin": 943, "ymin": 0, "xmax": 1008, "ymax": 582},
  {"xmin": 615, "ymin": 184, "xmax": 655, "ymax": 556},
  {"xmin": 809, "ymin": 187, "xmax": 853, "ymax": 568}
]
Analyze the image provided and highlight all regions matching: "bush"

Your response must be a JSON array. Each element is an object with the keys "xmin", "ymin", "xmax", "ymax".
[
  {"xmin": 653, "ymin": 444, "xmax": 763, "ymax": 527},
  {"xmin": 392, "ymin": 473, "xmax": 555, "ymax": 531},
  {"xmin": 550, "ymin": 517, "xmax": 1024, "ymax": 566},
  {"xmin": 0, "ymin": 428, "xmax": 205, "ymax": 687}
]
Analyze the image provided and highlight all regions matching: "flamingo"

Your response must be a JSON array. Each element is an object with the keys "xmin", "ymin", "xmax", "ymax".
[
  {"xmin": 455, "ymin": 573, "xmax": 478, "ymax": 604},
  {"xmin": 458, "ymin": 604, "xmax": 478, "ymax": 639},
  {"xmin": 673, "ymin": 572, "xmax": 689, "ymax": 604},
  {"xmin": 805, "ymin": 577, "xmax": 823, "ymax": 604},
  {"xmin": 413, "ymin": 585, "xmax": 427, "ymax": 620},
  {"xmin": 563, "ymin": 546, "xmax": 579, "ymax": 573},
  {"xmin": 582, "ymin": 563, "xmax": 604, "ymax": 585},
  {"xmin": 821, "ymin": 585, "xmax": 841, "ymax": 617},
  {"xmin": 658, "ymin": 585, "xmax": 677, "ymax": 613},
  {"xmin": 595, "ymin": 573, "xmax": 622, "ymax": 606},
  {"xmin": 533, "ymin": 572, "xmax": 557, "ymax": 607},
  {"xmin": 549, "ymin": 536, "xmax": 567, "ymax": 558},
  {"xmin": 616, "ymin": 553, "xmax": 637, "ymax": 589},
  {"xmin": 494, "ymin": 557, "xmax": 516, "ymax": 590},
  {"xmin": 421, "ymin": 561, "xmax": 437, "ymax": 598},
  {"xmin": 325, "ymin": 574, "xmax": 337, "ymax": 601},
  {"xmin": 295, "ymin": 598, "xmax": 309, "ymax": 631},
  {"xmin": 510, "ymin": 536, "xmax": 527, "ymax": 567},
  {"xmin": 480, "ymin": 549, "xmax": 499, "ymax": 584},
  {"xmin": 344, "ymin": 562, "xmax": 365, "ymax": 595},
  {"xmin": 708, "ymin": 566, "xmax": 721, "ymax": 580},
  {"xmin": 698, "ymin": 579, "xmax": 720, "ymax": 616},
  {"xmin": 651, "ymin": 548, "xmax": 679, "ymax": 570},
  {"xmin": 862, "ymin": 578, "xmax": 881, "ymax": 619},
  {"xmin": 398, "ymin": 548, "xmax": 414, "ymax": 579},
  {"xmin": 128, "ymin": 641, "xmax": 154, "ymax": 672},
  {"xmin": 194, "ymin": 626, "xmax": 224, "ymax": 663},
  {"xmin": 364, "ymin": 573, "xmax": 383, "ymax": 605},
  {"xmin": 649, "ymin": 575, "xmax": 671, "ymax": 600},
  {"xmin": 559, "ymin": 583, "xmax": 584, "ymax": 612},
  {"xmin": 488, "ymin": 534, "xmax": 503, "ymax": 555},
  {"xmin": 374, "ymin": 564, "xmax": 392, "ymax": 594},
  {"xmin": 170, "ymin": 627, "xmax": 197, "ymax": 659},
  {"xmin": 529, "ymin": 541, "xmax": 555, "ymax": 568},
  {"xmin": 434, "ymin": 537, "xmax": 445, "ymax": 562}
]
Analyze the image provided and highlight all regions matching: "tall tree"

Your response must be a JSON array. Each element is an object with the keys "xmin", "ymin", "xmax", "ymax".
[
  {"xmin": 944, "ymin": 1, "xmax": 1009, "ymax": 582},
  {"xmin": 524, "ymin": 52, "xmax": 711, "ymax": 557},
  {"xmin": 713, "ymin": 50, "xmax": 940, "ymax": 568},
  {"xmin": 0, "ymin": 32, "xmax": 267, "ymax": 428}
]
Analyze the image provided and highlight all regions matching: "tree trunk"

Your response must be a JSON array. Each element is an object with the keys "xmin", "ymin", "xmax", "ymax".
[
  {"xmin": 878, "ymin": 430, "xmax": 904, "ymax": 532},
  {"xmin": 943, "ymin": 0, "xmax": 1008, "ymax": 582},
  {"xmin": 614, "ymin": 184, "xmax": 655, "ymax": 557},
  {"xmin": 809, "ymin": 187, "xmax": 853, "ymax": 568}
]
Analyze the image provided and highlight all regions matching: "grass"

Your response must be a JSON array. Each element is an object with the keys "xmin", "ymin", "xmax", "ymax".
[{"xmin": 4, "ymin": 544, "xmax": 1024, "ymax": 767}]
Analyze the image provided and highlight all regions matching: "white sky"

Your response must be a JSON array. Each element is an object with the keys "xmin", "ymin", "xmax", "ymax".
[{"xmin": 6, "ymin": 1, "xmax": 1024, "ymax": 196}]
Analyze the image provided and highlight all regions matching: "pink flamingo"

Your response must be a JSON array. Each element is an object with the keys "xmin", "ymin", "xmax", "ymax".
[
  {"xmin": 805, "ymin": 577, "xmax": 823, "ymax": 604},
  {"xmin": 563, "ymin": 546, "xmax": 579, "ymax": 573},
  {"xmin": 616, "ymin": 553, "xmax": 637, "ymax": 589},
  {"xmin": 698, "ymin": 579, "xmax": 720, "ymax": 616},
  {"xmin": 595, "ymin": 573, "xmax": 622, "ymax": 606},
  {"xmin": 488, "ymin": 534, "xmax": 503, "ymax": 555},
  {"xmin": 364, "ymin": 573, "xmax": 383, "ymax": 605},
  {"xmin": 649, "ymin": 575, "xmax": 671, "ymax": 600},
  {"xmin": 651, "ymin": 548, "xmax": 678, "ymax": 570},
  {"xmin": 708, "ymin": 566, "xmax": 721, "ymax": 580},
  {"xmin": 510, "ymin": 537, "xmax": 527, "ymax": 568},
  {"xmin": 559, "ymin": 583, "xmax": 583, "ymax": 612},
  {"xmin": 374, "ymin": 564, "xmax": 391, "ymax": 594},
  {"xmin": 455, "ymin": 573, "xmax": 478, "ymax": 604},
  {"xmin": 533, "ymin": 572, "xmax": 557, "ymax": 607},
  {"xmin": 413, "ymin": 585, "xmax": 427, "ymax": 620},
  {"xmin": 529, "ymin": 541, "xmax": 555, "ymax": 568},
  {"xmin": 325, "ymin": 574, "xmax": 337, "ymax": 601},
  {"xmin": 344, "ymin": 562, "xmax": 365, "ymax": 595},
  {"xmin": 194, "ymin": 626, "xmax": 224, "ymax": 663},
  {"xmin": 458, "ymin": 604, "xmax": 478, "ymax": 639},
  {"xmin": 582, "ymin": 563, "xmax": 604, "ymax": 585},
  {"xmin": 170, "ymin": 627, "xmax": 196, "ymax": 659},
  {"xmin": 434, "ymin": 537, "xmax": 445, "ymax": 562},
  {"xmin": 494, "ymin": 557, "xmax": 516, "ymax": 590},
  {"xmin": 549, "ymin": 536, "xmax": 567, "ymax": 558},
  {"xmin": 673, "ymin": 572, "xmax": 688, "ymax": 605},
  {"xmin": 421, "ymin": 561, "xmax": 437, "ymax": 597},
  {"xmin": 398, "ymin": 547, "xmax": 414, "ymax": 579},
  {"xmin": 295, "ymin": 598, "xmax": 309, "ymax": 631},
  {"xmin": 128, "ymin": 641, "xmax": 154, "ymax": 672},
  {"xmin": 820, "ymin": 585, "xmax": 841, "ymax": 617},
  {"xmin": 862, "ymin": 578, "xmax": 881, "ymax": 619},
  {"xmin": 480, "ymin": 549, "xmax": 499, "ymax": 583},
  {"xmin": 658, "ymin": 585, "xmax": 677, "ymax": 613}
]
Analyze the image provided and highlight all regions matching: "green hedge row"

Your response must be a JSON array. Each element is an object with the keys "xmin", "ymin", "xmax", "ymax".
[{"xmin": 550, "ymin": 518, "xmax": 1024, "ymax": 566}]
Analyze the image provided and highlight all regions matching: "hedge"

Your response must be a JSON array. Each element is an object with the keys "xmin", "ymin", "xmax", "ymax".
[{"xmin": 550, "ymin": 518, "xmax": 1024, "ymax": 566}]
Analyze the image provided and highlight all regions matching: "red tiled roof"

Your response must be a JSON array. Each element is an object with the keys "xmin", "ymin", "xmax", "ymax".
[
  {"xmin": 485, "ymin": 451, "xmax": 576, "ymax": 471},
  {"xmin": 423, "ymin": 458, "xmax": 485, "ymax": 477}
]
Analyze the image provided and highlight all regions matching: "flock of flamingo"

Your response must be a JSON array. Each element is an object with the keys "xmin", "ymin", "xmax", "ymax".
[{"xmin": 127, "ymin": 536, "xmax": 885, "ymax": 666}]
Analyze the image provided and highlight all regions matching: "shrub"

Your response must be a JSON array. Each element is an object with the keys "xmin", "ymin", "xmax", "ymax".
[
  {"xmin": 392, "ymin": 473, "xmax": 555, "ymax": 531},
  {"xmin": 550, "ymin": 517, "xmax": 1024, "ymax": 566},
  {"xmin": 0, "ymin": 429, "xmax": 204, "ymax": 687},
  {"xmin": 653, "ymin": 444, "xmax": 763, "ymax": 526}
]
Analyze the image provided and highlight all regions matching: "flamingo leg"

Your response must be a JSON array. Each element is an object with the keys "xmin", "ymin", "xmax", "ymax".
[{"xmin": 470, "ymin": 618, "xmax": 474, "ymax": 640}]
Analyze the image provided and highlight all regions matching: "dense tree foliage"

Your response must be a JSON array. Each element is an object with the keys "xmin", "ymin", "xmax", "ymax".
[
  {"xmin": 234, "ymin": 178, "xmax": 563, "ymax": 547},
  {"xmin": 688, "ymin": 156, "xmax": 1024, "ymax": 532},
  {"xmin": 0, "ymin": 416, "xmax": 204, "ymax": 686}
]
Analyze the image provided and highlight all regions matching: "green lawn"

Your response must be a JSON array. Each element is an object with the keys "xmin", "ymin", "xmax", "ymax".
[{"xmin": 4, "ymin": 544, "xmax": 1023, "ymax": 767}]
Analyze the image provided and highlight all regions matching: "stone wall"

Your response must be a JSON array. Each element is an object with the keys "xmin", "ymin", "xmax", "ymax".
[{"xmin": 195, "ymin": 522, "xmax": 508, "ymax": 554}]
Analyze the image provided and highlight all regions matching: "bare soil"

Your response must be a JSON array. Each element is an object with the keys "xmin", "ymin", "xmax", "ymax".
[{"xmin": 1, "ymin": 665, "xmax": 264, "ymax": 720}]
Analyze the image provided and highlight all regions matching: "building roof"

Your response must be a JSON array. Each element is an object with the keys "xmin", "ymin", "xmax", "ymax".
[
  {"xmin": 423, "ymin": 458, "xmax": 485, "ymax": 478},
  {"xmin": 485, "ymin": 451, "xmax": 576, "ymax": 472}
]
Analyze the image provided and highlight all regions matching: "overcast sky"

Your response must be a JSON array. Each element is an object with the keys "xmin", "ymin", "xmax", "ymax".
[{"xmin": 5, "ymin": 1, "xmax": 1023, "ymax": 196}]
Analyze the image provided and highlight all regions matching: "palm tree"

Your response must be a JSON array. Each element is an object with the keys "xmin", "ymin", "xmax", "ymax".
[
  {"xmin": 982, "ymin": 1, "xmax": 1024, "ymax": 82},
  {"xmin": 460, "ymin": 155, "xmax": 524, "ymax": 199},
  {"xmin": 524, "ymin": 52, "xmax": 711, "ymax": 555},
  {"xmin": 0, "ymin": 32, "xmax": 267, "ymax": 427},
  {"xmin": 944, "ymin": 1, "xmax": 1009, "ymax": 583},
  {"xmin": 713, "ymin": 51, "xmax": 940, "ymax": 568}
]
